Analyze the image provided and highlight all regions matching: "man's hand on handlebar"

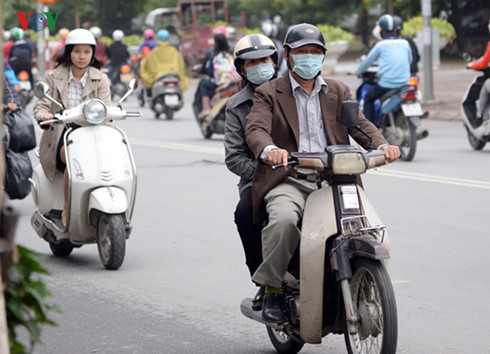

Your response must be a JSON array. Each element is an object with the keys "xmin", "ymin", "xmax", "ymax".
[
  {"xmin": 380, "ymin": 145, "xmax": 400, "ymax": 163},
  {"xmin": 265, "ymin": 148, "xmax": 289, "ymax": 170}
]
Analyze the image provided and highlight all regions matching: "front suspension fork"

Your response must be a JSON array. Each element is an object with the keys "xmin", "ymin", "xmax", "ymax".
[{"xmin": 340, "ymin": 279, "xmax": 359, "ymax": 335}]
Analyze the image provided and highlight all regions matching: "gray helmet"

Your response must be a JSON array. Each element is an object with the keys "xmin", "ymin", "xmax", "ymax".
[
  {"xmin": 283, "ymin": 23, "xmax": 327, "ymax": 52},
  {"xmin": 233, "ymin": 34, "xmax": 278, "ymax": 80}
]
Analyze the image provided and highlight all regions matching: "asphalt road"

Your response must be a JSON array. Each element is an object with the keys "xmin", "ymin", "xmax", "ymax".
[{"xmin": 8, "ymin": 76, "xmax": 490, "ymax": 353}]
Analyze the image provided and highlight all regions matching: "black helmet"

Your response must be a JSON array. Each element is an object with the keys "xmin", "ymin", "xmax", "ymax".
[{"xmin": 283, "ymin": 23, "xmax": 327, "ymax": 52}]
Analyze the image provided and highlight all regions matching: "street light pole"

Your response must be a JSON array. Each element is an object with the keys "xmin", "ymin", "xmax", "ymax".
[{"xmin": 422, "ymin": 0, "xmax": 435, "ymax": 101}]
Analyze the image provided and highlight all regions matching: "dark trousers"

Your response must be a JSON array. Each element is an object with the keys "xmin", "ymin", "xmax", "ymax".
[
  {"xmin": 234, "ymin": 186, "xmax": 263, "ymax": 280},
  {"xmin": 363, "ymin": 84, "xmax": 391, "ymax": 127}
]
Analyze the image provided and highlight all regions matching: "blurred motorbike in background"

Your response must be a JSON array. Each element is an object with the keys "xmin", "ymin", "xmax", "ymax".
[{"xmin": 150, "ymin": 72, "xmax": 184, "ymax": 120}]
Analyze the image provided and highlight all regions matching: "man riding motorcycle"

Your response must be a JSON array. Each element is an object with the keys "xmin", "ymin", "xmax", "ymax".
[
  {"xmin": 140, "ymin": 30, "xmax": 188, "ymax": 96},
  {"xmin": 106, "ymin": 29, "xmax": 130, "ymax": 86},
  {"xmin": 245, "ymin": 23, "xmax": 400, "ymax": 324},
  {"xmin": 224, "ymin": 33, "xmax": 278, "ymax": 311},
  {"xmin": 354, "ymin": 14, "xmax": 412, "ymax": 127}
]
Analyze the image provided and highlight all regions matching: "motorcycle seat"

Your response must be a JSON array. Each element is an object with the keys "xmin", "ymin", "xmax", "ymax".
[{"xmin": 380, "ymin": 85, "xmax": 412, "ymax": 103}]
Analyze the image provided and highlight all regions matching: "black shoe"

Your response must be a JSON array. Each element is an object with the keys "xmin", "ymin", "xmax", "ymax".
[
  {"xmin": 252, "ymin": 286, "xmax": 265, "ymax": 311},
  {"xmin": 262, "ymin": 293, "xmax": 286, "ymax": 323}
]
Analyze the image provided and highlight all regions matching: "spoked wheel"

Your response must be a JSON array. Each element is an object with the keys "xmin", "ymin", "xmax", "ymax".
[
  {"xmin": 391, "ymin": 113, "xmax": 417, "ymax": 161},
  {"xmin": 466, "ymin": 126, "xmax": 486, "ymax": 150},
  {"xmin": 345, "ymin": 258, "xmax": 397, "ymax": 354},
  {"xmin": 97, "ymin": 213, "xmax": 126, "ymax": 270},
  {"xmin": 49, "ymin": 239, "xmax": 74, "ymax": 257},
  {"xmin": 266, "ymin": 326, "xmax": 304, "ymax": 354}
]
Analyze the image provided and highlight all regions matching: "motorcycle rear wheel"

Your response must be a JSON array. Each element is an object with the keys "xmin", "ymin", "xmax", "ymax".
[
  {"xmin": 395, "ymin": 113, "xmax": 417, "ymax": 161},
  {"xmin": 344, "ymin": 258, "xmax": 397, "ymax": 354},
  {"xmin": 266, "ymin": 326, "xmax": 304, "ymax": 354},
  {"xmin": 97, "ymin": 213, "xmax": 126, "ymax": 270},
  {"xmin": 165, "ymin": 108, "xmax": 174, "ymax": 120},
  {"xmin": 466, "ymin": 127, "xmax": 486, "ymax": 150}
]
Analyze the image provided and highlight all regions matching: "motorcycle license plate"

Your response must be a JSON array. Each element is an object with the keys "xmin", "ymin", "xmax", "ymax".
[
  {"xmin": 120, "ymin": 73, "xmax": 133, "ymax": 82},
  {"xmin": 164, "ymin": 94, "xmax": 179, "ymax": 106},
  {"xmin": 401, "ymin": 102, "xmax": 423, "ymax": 117},
  {"xmin": 20, "ymin": 81, "xmax": 31, "ymax": 90}
]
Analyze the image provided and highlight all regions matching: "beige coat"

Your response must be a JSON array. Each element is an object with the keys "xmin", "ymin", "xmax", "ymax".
[{"xmin": 33, "ymin": 65, "xmax": 111, "ymax": 182}]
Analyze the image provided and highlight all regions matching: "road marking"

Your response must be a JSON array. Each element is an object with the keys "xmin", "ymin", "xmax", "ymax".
[
  {"xmin": 130, "ymin": 138, "xmax": 223, "ymax": 155},
  {"xmin": 130, "ymin": 138, "xmax": 490, "ymax": 190},
  {"xmin": 369, "ymin": 169, "xmax": 490, "ymax": 190}
]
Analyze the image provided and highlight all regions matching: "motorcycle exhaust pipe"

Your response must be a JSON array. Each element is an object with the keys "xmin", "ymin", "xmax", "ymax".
[
  {"xmin": 240, "ymin": 298, "xmax": 284, "ymax": 331},
  {"xmin": 417, "ymin": 129, "xmax": 429, "ymax": 140}
]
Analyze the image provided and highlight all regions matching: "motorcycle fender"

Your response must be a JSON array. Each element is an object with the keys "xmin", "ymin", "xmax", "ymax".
[
  {"xmin": 407, "ymin": 116, "xmax": 420, "ymax": 126},
  {"xmin": 300, "ymin": 187, "xmax": 337, "ymax": 344},
  {"xmin": 89, "ymin": 187, "xmax": 127, "ymax": 215}
]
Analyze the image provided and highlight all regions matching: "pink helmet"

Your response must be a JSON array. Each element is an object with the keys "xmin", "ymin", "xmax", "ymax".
[
  {"xmin": 213, "ymin": 26, "xmax": 227, "ymax": 36},
  {"xmin": 144, "ymin": 29, "xmax": 155, "ymax": 40}
]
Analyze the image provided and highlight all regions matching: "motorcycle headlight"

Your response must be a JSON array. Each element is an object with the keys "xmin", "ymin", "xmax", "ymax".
[
  {"xmin": 83, "ymin": 100, "xmax": 107, "ymax": 124},
  {"xmin": 331, "ymin": 152, "xmax": 366, "ymax": 175}
]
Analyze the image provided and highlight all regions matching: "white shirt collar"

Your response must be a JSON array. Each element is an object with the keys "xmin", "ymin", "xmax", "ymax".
[
  {"xmin": 289, "ymin": 72, "xmax": 328, "ymax": 96},
  {"xmin": 69, "ymin": 67, "xmax": 89, "ymax": 87}
]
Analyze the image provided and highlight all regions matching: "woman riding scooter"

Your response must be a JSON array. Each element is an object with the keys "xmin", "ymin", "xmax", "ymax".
[
  {"xmin": 34, "ymin": 28, "xmax": 111, "ymax": 227},
  {"xmin": 467, "ymin": 19, "xmax": 490, "ymax": 121},
  {"xmin": 224, "ymin": 33, "xmax": 278, "ymax": 311}
]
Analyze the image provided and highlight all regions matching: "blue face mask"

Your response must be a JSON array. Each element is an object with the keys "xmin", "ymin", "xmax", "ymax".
[
  {"xmin": 291, "ymin": 54, "xmax": 324, "ymax": 80},
  {"xmin": 245, "ymin": 63, "xmax": 275, "ymax": 85}
]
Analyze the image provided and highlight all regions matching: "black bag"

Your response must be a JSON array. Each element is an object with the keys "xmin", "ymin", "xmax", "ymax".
[
  {"xmin": 3, "ymin": 108, "xmax": 37, "ymax": 153},
  {"xmin": 4, "ymin": 149, "xmax": 33, "ymax": 200}
]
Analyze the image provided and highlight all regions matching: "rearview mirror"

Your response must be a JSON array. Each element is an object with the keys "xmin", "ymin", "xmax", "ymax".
[
  {"xmin": 33, "ymin": 82, "xmax": 50, "ymax": 98},
  {"xmin": 341, "ymin": 101, "xmax": 359, "ymax": 128},
  {"xmin": 128, "ymin": 78, "xmax": 138, "ymax": 91}
]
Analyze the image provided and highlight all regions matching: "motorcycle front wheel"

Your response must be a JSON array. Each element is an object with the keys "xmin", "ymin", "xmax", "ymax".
[
  {"xmin": 49, "ymin": 239, "xmax": 74, "ymax": 257},
  {"xmin": 97, "ymin": 213, "xmax": 126, "ymax": 270},
  {"xmin": 266, "ymin": 326, "xmax": 304, "ymax": 354},
  {"xmin": 344, "ymin": 258, "xmax": 397, "ymax": 354}
]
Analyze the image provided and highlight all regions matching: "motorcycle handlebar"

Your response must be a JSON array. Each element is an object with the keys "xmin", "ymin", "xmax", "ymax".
[{"xmin": 124, "ymin": 112, "xmax": 142, "ymax": 118}]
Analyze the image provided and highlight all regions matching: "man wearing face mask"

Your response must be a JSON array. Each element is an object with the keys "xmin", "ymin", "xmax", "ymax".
[
  {"xmin": 245, "ymin": 23, "xmax": 400, "ymax": 323},
  {"xmin": 224, "ymin": 34, "xmax": 278, "ymax": 311}
]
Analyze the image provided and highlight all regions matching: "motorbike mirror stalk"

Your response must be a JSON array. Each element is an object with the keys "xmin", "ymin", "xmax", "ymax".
[
  {"xmin": 341, "ymin": 100, "xmax": 374, "ymax": 151},
  {"xmin": 34, "ymin": 82, "xmax": 65, "ymax": 110},
  {"xmin": 118, "ymin": 79, "xmax": 138, "ymax": 107}
]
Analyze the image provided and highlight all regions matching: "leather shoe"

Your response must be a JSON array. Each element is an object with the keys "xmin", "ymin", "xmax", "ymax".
[
  {"xmin": 252, "ymin": 286, "xmax": 265, "ymax": 311},
  {"xmin": 262, "ymin": 293, "xmax": 286, "ymax": 323}
]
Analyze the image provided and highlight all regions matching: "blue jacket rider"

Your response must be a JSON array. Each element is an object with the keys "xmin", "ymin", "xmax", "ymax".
[{"xmin": 355, "ymin": 14, "xmax": 412, "ymax": 126}]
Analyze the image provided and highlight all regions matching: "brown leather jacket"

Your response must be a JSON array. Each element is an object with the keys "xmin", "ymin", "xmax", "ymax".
[{"xmin": 245, "ymin": 74, "xmax": 388, "ymax": 222}]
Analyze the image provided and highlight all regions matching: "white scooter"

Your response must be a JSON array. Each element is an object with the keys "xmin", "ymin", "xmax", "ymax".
[
  {"xmin": 241, "ymin": 101, "xmax": 397, "ymax": 354},
  {"xmin": 30, "ymin": 80, "xmax": 141, "ymax": 270},
  {"xmin": 462, "ymin": 53, "xmax": 490, "ymax": 150}
]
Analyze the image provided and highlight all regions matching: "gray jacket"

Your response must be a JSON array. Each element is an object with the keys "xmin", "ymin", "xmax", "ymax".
[{"xmin": 224, "ymin": 83, "xmax": 257, "ymax": 196}]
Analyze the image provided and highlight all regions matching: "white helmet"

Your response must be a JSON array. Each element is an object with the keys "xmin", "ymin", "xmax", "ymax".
[
  {"xmin": 89, "ymin": 26, "xmax": 102, "ymax": 39},
  {"xmin": 112, "ymin": 29, "xmax": 124, "ymax": 42},
  {"xmin": 3, "ymin": 31, "xmax": 10, "ymax": 41},
  {"xmin": 65, "ymin": 28, "xmax": 96, "ymax": 46}
]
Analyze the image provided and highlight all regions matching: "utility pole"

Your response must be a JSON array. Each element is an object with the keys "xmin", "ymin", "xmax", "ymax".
[{"xmin": 422, "ymin": 0, "xmax": 435, "ymax": 101}]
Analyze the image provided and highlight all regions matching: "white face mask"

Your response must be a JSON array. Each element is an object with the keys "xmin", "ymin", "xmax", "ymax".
[{"xmin": 245, "ymin": 62, "xmax": 275, "ymax": 85}]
